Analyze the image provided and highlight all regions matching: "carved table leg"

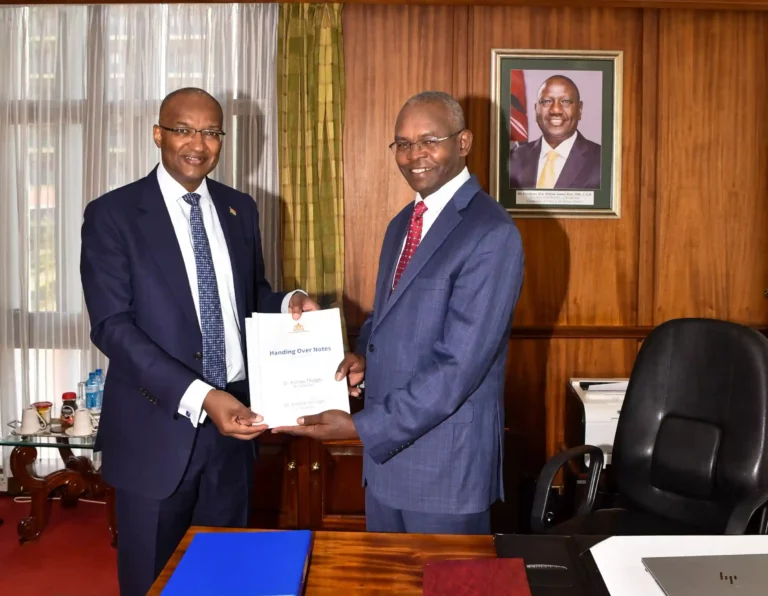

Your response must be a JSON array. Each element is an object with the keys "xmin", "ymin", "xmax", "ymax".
[
  {"xmin": 10, "ymin": 446, "xmax": 87, "ymax": 543},
  {"xmin": 58, "ymin": 446, "xmax": 118, "ymax": 547},
  {"xmin": 56, "ymin": 446, "xmax": 83, "ymax": 508}
]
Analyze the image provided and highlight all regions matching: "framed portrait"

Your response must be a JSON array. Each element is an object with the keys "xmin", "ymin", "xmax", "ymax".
[{"xmin": 490, "ymin": 49, "xmax": 623, "ymax": 218}]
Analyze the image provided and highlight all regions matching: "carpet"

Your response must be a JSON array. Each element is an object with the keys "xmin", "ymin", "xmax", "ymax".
[{"xmin": 0, "ymin": 495, "xmax": 118, "ymax": 596}]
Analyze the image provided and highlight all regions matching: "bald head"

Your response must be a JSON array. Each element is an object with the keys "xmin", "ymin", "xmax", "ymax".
[{"xmin": 159, "ymin": 87, "xmax": 223, "ymax": 124}]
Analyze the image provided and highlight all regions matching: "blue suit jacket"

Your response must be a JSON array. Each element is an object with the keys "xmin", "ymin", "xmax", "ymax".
[
  {"xmin": 508, "ymin": 131, "xmax": 602, "ymax": 190},
  {"xmin": 80, "ymin": 168, "xmax": 285, "ymax": 500},
  {"xmin": 353, "ymin": 175, "xmax": 525, "ymax": 515}
]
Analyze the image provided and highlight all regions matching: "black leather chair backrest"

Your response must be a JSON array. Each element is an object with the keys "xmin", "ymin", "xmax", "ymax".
[{"xmin": 612, "ymin": 318, "xmax": 768, "ymax": 533}]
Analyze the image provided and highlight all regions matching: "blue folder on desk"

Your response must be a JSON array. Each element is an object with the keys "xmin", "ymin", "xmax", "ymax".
[{"xmin": 162, "ymin": 530, "xmax": 313, "ymax": 596}]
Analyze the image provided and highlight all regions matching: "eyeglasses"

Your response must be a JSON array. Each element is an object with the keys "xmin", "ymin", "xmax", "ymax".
[
  {"xmin": 388, "ymin": 130, "xmax": 463, "ymax": 155},
  {"xmin": 157, "ymin": 124, "xmax": 226, "ymax": 142}
]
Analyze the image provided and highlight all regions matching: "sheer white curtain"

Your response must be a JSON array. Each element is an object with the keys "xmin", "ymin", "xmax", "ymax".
[{"xmin": 0, "ymin": 5, "xmax": 280, "ymax": 458}]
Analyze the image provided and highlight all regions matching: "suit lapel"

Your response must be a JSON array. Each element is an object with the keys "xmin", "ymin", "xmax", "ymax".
[
  {"xmin": 136, "ymin": 173, "xmax": 200, "ymax": 330},
  {"xmin": 373, "ymin": 176, "xmax": 479, "ymax": 331},
  {"xmin": 556, "ymin": 132, "xmax": 588, "ymax": 188},
  {"xmin": 374, "ymin": 210, "xmax": 410, "ymax": 310},
  {"xmin": 523, "ymin": 138, "xmax": 543, "ymax": 187},
  {"xmin": 209, "ymin": 185, "xmax": 247, "ymax": 327}
]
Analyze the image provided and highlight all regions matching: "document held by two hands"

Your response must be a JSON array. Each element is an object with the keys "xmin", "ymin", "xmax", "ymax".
[{"xmin": 245, "ymin": 308, "xmax": 351, "ymax": 428}]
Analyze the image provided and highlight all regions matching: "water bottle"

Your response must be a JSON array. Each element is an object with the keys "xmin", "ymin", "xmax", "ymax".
[
  {"xmin": 85, "ymin": 374, "xmax": 99, "ymax": 410},
  {"xmin": 94, "ymin": 368, "xmax": 105, "ymax": 409}
]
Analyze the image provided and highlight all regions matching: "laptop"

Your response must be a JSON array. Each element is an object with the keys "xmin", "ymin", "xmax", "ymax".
[{"xmin": 642, "ymin": 554, "xmax": 768, "ymax": 595}]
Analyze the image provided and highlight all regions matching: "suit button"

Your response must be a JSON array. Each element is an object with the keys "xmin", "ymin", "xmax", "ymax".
[
  {"xmin": 368, "ymin": 344, "xmax": 375, "ymax": 353},
  {"xmin": 194, "ymin": 352, "xmax": 202, "ymax": 360}
]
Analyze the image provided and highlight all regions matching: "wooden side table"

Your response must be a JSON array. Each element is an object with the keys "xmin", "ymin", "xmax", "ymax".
[{"xmin": 0, "ymin": 432, "xmax": 116, "ymax": 545}]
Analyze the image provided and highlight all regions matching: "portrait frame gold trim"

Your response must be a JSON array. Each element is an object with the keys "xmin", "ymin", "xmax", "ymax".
[{"xmin": 490, "ymin": 48, "xmax": 623, "ymax": 219}]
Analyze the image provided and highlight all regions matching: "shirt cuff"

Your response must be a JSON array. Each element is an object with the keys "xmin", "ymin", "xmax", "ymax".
[
  {"xmin": 281, "ymin": 289, "xmax": 308, "ymax": 313},
  {"xmin": 178, "ymin": 379, "xmax": 212, "ymax": 427}
]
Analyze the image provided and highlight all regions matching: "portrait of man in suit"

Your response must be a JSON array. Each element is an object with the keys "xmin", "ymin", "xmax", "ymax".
[
  {"xmin": 274, "ymin": 91, "xmax": 525, "ymax": 535},
  {"xmin": 508, "ymin": 74, "xmax": 602, "ymax": 190}
]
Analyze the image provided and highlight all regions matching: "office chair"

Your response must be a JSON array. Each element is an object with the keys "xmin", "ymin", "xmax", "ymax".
[{"xmin": 531, "ymin": 318, "xmax": 768, "ymax": 536}]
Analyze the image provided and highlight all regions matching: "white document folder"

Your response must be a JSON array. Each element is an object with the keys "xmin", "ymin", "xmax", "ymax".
[{"xmin": 245, "ymin": 308, "xmax": 350, "ymax": 428}]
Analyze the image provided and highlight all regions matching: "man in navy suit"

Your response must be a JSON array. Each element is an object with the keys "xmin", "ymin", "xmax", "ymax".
[
  {"xmin": 80, "ymin": 88, "xmax": 318, "ymax": 595},
  {"xmin": 274, "ymin": 92, "xmax": 524, "ymax": 534},
  {"xmin": 508, "ymin": 75, "xmax": 601, "ymax": 190}
]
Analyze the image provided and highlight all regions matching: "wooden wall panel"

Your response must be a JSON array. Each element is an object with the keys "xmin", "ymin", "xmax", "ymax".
[
  {"xmin": 467, "ymin": 7, "xmax": 644, "ymax": 327},
  {"xmin": 506, "ymin": 338, "xmax": 638, "ymax": 474},
  {"xmin": 655, "ymin": 10, "xmax": 768, "ymax": 325},
  {"xmin": 637, "ymin": 9, "xmax": 660, "ymax": 326},
  {"xmin": 342, "ymin": 4, "xmax": 768, "ymax": 475},
  {"xmin": 342, "ymin": 4, "xmax": 468, "ymax": 328}
]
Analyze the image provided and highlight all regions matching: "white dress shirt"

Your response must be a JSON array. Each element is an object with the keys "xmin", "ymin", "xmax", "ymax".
[
  {"xmin": 535, "ymin": 132, "xmax": 578, "ymax": 186},
  {"xmin": 156, "ymin": 163, "xmax": 298, "ymax": 427},
  {"xmin": 392, "ymin": 166, "xmax": 471, "ymax": 285}
]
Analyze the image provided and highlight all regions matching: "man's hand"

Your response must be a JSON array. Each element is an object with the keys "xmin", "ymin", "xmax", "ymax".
[
  {"xmin": 271, "ymin": 410, "xmax": 358, "ymax": 441},
  {"xmin": 202, "ymin": 389, "xmax": 268, "ymax": 440},
  {"xmin": 288, "ymin": 292, "xmax": 320, "ymax": 320},
  {"xmin": 336, "ymin": 352, "xmax": 366, "ymax": 398}
]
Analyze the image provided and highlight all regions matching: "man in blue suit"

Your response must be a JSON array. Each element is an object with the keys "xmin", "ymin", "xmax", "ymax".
[
  {"xmin": 274, "ymin": 91, "xmax": 524, "ymax": 534},
  {"xmin": 80, "ymin": 88, "xmax": 317, "ymax": 595}
]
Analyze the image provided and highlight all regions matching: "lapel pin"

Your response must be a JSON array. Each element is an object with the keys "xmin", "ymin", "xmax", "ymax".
[{"xmin": 229, "ymin": 206, "xmax": 237, "ymax": 216}]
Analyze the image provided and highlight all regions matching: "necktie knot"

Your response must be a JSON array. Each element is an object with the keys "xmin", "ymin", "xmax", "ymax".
[
  {"xmin": 413, "ymin": 201, "xmax": 428, "ymax": 219},
  {"xmin": 545, "ymin": 150, "xmax": 558, "ymax": 163},
  {"xmin": 183, "ymin": 192, "xmax": 202, "ymax": 207}
]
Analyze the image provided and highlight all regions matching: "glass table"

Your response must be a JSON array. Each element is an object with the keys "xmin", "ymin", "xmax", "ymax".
[{"xmin": 0, "ymin": 432, "xmax": 116, "ymax": 545}]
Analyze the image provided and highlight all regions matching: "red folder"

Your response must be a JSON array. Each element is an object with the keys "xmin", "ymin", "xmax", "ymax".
[{"xmin": 423, "ymin": 557, "xmax": 531, "ymax": 595}]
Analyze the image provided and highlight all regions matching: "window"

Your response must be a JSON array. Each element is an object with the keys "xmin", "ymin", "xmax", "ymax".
[{"xmin": 1, "ymin": 4, "xmax": 279, "ymax": 432}]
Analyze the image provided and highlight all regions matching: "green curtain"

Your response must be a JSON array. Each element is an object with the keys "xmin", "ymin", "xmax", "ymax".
[{"xmin": 278, "ymin": 3, "xmax": 346, "ymax": 342}]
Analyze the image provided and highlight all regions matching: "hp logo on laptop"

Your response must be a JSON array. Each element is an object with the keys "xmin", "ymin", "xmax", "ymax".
[{"xmin": 719, "ymin": 571, "xmax": 738, "ymax": 585}]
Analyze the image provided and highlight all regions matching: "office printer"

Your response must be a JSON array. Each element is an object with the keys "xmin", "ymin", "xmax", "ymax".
[{"xmin": 566, "ymin": 378, "xmax": 628, "ymax": 467}]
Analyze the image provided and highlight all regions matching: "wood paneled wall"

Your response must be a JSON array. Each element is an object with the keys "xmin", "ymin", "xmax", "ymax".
[{"xmin": 342, "ymin": 4, "xmax": 768, "ymax": 475}]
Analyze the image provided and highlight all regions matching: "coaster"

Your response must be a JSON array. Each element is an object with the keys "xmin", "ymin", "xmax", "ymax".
[
  {"xmin": 65, "ymin": 427, "xmax": 96, "ymax": 438},
  {"xmin": 10, "ymin": 428, "xmax": 45, "ymax": 436}
]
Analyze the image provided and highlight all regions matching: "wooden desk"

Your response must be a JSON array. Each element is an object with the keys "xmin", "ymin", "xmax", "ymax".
[{"xmin": 149, "ymin": 527, "xmax": 496, "ymax": 594}]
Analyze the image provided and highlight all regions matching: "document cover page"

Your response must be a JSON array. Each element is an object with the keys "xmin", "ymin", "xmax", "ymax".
[{"xmin": 245, "ymin": 308, "xmax": 350, "ymax": 428}]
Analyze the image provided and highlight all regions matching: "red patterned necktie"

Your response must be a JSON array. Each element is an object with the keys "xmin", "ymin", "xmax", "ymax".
[{"xmin": 392, "ymin": 201, "xmax": 428, "ymax": 291}]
